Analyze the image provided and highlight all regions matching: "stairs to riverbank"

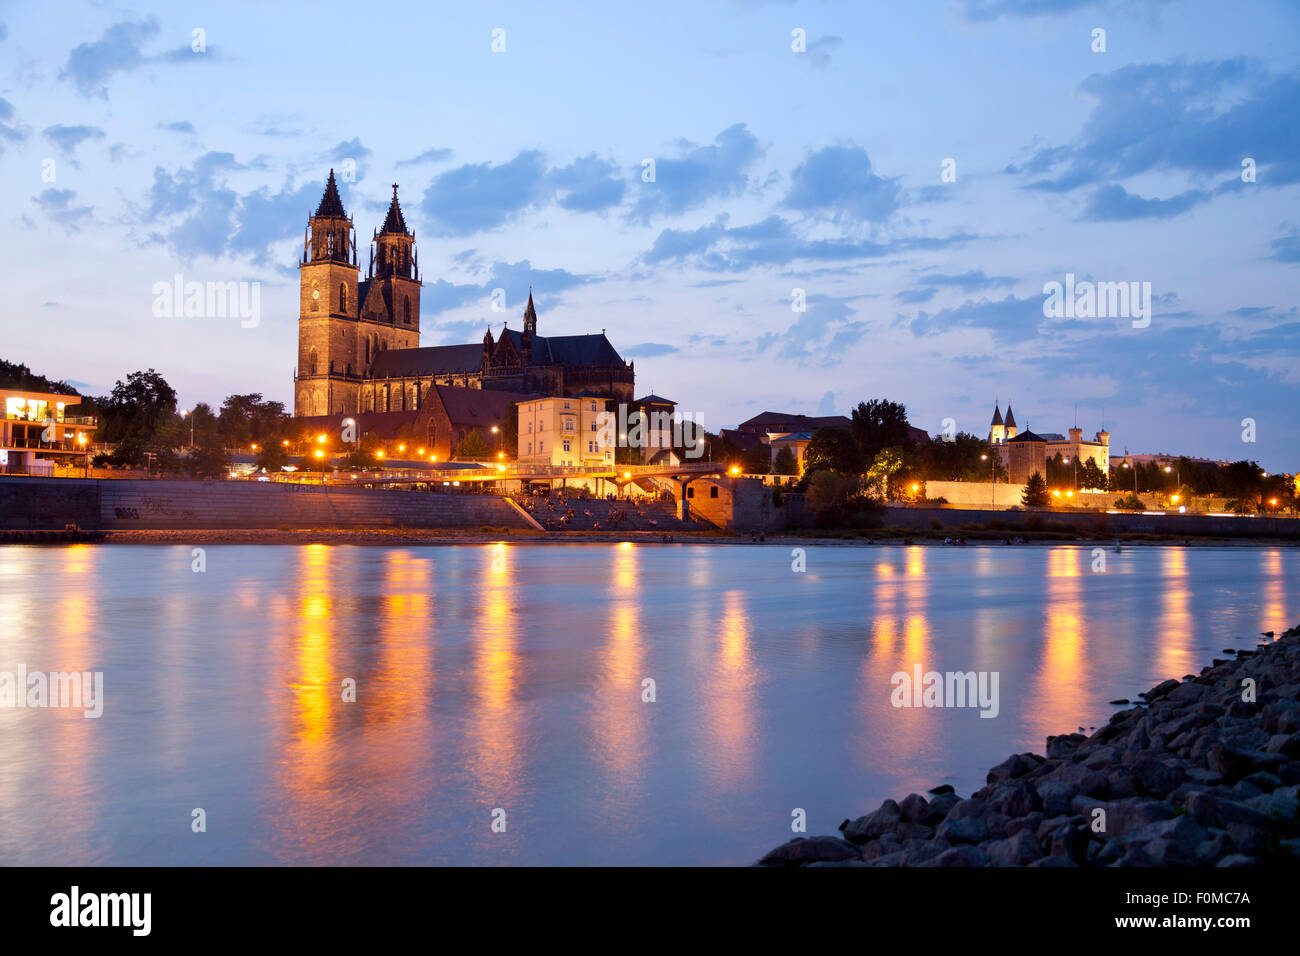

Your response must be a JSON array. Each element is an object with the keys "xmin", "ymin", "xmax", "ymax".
[{"xmin": 91, "ymin": 479, "xmax": 533, "ymax": 530}]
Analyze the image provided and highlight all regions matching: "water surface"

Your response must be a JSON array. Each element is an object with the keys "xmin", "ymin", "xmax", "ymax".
[{"xmin": 0, "ymin": 542, "xmax": 1294, "ymax": 865}]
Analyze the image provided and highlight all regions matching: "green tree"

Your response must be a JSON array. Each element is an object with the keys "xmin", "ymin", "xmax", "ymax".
[
  {"xmin": 773, "ymin": 446, "xmax": 798, "ymax": 475},
  {"xmin": 187, "ymin": 432, "xmax": 229, "ymax": 479},
  {"xmin": 1079, "ymin": 457, "xmax": 1106, "ymax": 490},
  {"xmin": 742, "ymin": 441, "xmax": 771, "ymax": 475},
  {"xmin": 803, "ymin": 426, "xmax": 864, "ymax": 476},
  {"xmin": 1022, "ymin": 471, "xmax": 1049, "ymax": 507},
  {"xmin": 864, "ymin": 446, "xmax": 906, "ymax": 499},
  {"xmin": 96, "ymin": 369, "xmax": 177, "ymax": 445},
  {"xmin": 255, "ymin": 442, "xmax": 289, "ymax": 473},
  {"xmin": 850, "ymin": 399, "xmax": 913, "ymax": 464},
  {"xmin": 455, "ymin": 429, "xmax": 491, "ymax": 460},
  {"xmin": 805, "ymin": 470, "xmax": 857, "ymax": 525}
]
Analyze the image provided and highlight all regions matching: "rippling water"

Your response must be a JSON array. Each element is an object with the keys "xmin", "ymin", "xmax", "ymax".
[{"xmin": 0, "ymin": 542, "xmax": 1294, "ymax": 865}]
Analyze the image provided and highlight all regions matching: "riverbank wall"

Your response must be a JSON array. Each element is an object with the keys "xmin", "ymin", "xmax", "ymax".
[{"xmin": 0, "ymin": 476, "xmax": 532, "ymax": 531}]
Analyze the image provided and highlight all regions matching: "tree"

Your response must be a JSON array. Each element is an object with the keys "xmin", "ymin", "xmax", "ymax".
[
  {"xmin": 850, "ymin": 399, "xmax": 913, "ymax": 464},
  {"xmin": 773, "ymin": 446, "xmax": 798, "ymax": 475},
  {"xmin": 865, "ymin": 447, "xmax": 906, "ymax": 499},
  {"xmin": 501, "ymin": 403, "xmax": 519, "ymax": 457},
  {"xmin": 1079, "ymin": 457, "xmax": 1106, "ymax": 490},
  {"xmin": 802, "ymin": 426, "xmax": 864, "ymax": 476},
  {"xmin": 96, "ymin": 369, "xmax": 177, "ymax": 445},
  {"xmin": 255, "ymin": 442, "xmax": 289, "ymax": 473},
  {"xmin": 805, "ymin": 470, "xmax": 858, "ymax": 525},
  {"xmin": 1022, "ymin": 471, "xmax": 1049, "ymax": 507},
  {"xmin": 187, "ymin": 432, "xmax": 230, "ymax": 479},
  {"xmin": 742, "ymin": 441, "xmax": 771, "ymax": 475},
  {"xmin": 455, "ymin": 430, "xmax": 490, "ymax": 460},
  {"xmin": 916, "ymin": 431, "xmax": 1001, "ymax": 482}
]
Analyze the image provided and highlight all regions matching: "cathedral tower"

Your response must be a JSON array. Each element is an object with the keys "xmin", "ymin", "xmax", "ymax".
[
  {"xmin": 295, "ymin": 170, "xmax": 360, "ymax": 416},
  {"xmin": 357, "ymin": 184, "xmax": 422, "ymax": 375}
]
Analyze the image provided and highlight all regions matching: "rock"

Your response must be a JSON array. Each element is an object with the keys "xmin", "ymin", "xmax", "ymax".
[
  {"xmin": 843, "ymin": 799, "xmax": 902, "ymax": 844},
  {"xmin": 989, "ymin": 783, "xmax": 1039, "ymax": 819},
  {"xmin": 986, "ymin": 753, "xmax": 1044, "ymax": 786},
  {"xmin": 758, "ymin": 836, "xmax": 863, "ymax": 866},
  {"xmin": 1195, "ymin": 830, "xmax": 1234, "ymax": 866},
  {"xmin": 1046, "ymin": 733, "xmax": 1086, "ymax": 759},
  {"xmin": 927, "ymin": 784, "xmax": 955, "ymax": 796},
  {"xmin": 1246, "ymin": 784, "xmax": 1300, "ymax": 824},
  {"xmin": 1133, "ymin": 756, "xmax": 1188, "ymax": 798},
  {"xmin": 1143, "ymin": 678, "xmax": 1180, "ymax": 701},
  {"xmin": 928, "ymin": 791, "xmax": 960, "ymax": 818},
  {"xmin": 1036, "ymin": 780, "xmax": 1079, "ymax": 817},
  {"xmin": 1004, "ymin": 812, "xmax": 1044, "ymax": 837},
  {"xmin": 927, "ymin": 844, "xmax": 989, "ymax": 867},
  {"xmin": 1225, "ymin": 823, "xmax": 1269, "ymax": 856},
  {"xmin": 898, "ymin": 792, "xmax": 938, "ymax": 825},
  {"xmin": 895, "ymin": 822, "xmax": 935, "ymax": 840},
  {"xmin": 985, "ymin": 830, "xmax": 1043, "ymax": 866},
  {"xmin": 1027, "ymin": 855, "xmax": 1077, "ymax": 867},
  {"xmin": 1097, "ymin": 798, "xmax": 1176, "ymax": 838},
  {"xmin": 935, "ymin": 814, "xmax": 988, "ymax": 845},
  {"xmin": 1264, "ymin": 732, "xmax": 1300, "ymax": 758},
  {"xmin": 1046, "ymin": 821, "xmax": 1088, "ymax": 863},
  {"xmin": 1241, "ymin": 770, "xmax": 1282, "ymax": 793},
  {"xmin": 1115, "ymin": 816, "xmax": 1208, "ymax": 866},
  {"xmin": 1216, "ymin": 854, "xmax": 1261, "ymax": 867}
]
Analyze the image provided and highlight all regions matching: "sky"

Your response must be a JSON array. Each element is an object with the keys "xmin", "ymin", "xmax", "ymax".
[{"xmin": 1, "ymin": 0, "xmax": 1298, "ymax": 470}]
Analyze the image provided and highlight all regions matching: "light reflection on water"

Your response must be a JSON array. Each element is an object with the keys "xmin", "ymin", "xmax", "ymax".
[{"xmin": 0, "ymin": 542, "xmax": 1294, "ymax": 866}]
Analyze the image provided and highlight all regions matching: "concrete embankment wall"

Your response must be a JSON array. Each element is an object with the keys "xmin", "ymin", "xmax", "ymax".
[
  {"xmin": 0, "ymin": 476, "xmax": 531, "ymax": 531},
  {"xmin": 882, "ymin": 504, "xmax": 1300, "ymax": 538}
]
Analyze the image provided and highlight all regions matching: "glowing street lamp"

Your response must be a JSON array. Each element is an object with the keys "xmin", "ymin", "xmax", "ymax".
[
  {"xmin": 729, "ymin": 465, "xmax": 740, "ymax": 476},
  {"xmin": 316, "ymin": 434, "xmax": 327, "ymax": 444}
]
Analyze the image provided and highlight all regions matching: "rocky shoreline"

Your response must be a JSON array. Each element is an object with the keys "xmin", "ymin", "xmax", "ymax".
[{"xmin": 760, "ymin": 622, "xmax": 1300, "ymax": 867}]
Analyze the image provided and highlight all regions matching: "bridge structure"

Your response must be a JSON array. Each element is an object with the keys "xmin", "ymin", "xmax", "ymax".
[{"xmin": 326, "ymin": 460, "xmax": 729, "ymax": 520}]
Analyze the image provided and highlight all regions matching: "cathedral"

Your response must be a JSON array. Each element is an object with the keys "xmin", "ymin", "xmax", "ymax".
[{"xmin": 293, "ymin": 170, "xmax": 635, "ymax": 418}]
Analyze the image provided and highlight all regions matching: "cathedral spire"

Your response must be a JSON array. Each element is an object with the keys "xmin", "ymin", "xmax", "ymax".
[
  {"xmin": 523, "ymin": 287, "xmax": 537, "ymax": 337},
  {"xmin": 379, "ymin": 183, "xmax": 410, "ymax": 236},
  {"xmin": 315, "ymin": 169, "xmax": 347, "ymax": 219}
]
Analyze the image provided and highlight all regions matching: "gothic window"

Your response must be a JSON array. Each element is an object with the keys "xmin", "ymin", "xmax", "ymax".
[
  {"xmin": 339, "ymin": 284, "xmax": 348, "ymax": 313},
  {"xmin": 404, "ymin": 297, "xmax": 411, "ymax": 324},
  {"xmin": 308, "ymin": 348, "xmax": 318, "ymax": 376},
  {"xmin": 311, "ymin": 280, "xmax": 320, "ymax": 312}
]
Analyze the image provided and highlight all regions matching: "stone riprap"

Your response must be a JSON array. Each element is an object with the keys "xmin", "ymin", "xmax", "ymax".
[{"xmin": 760, "ymin": 623, "xmax": 1300, "ymax": 867}]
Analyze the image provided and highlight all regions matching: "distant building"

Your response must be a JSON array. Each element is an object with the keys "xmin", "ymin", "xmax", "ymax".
[
  {"xmin": 1, "ymin": 387, "xmax": 96, "ymax": 476},
  {"xmin": 517, "ymin": 394, "xmax": 612, "ymax": 467},
  {"xmin": 1002, "ymin": 429, "xmax": 1047, "ymax": 484},
  {"xmin": 734, "ymin": 409, "xmax": 930, "ymax": 475},
  {"xmin": 988, "ymin": 403, "xmax": 1109, "ymax": 480}
]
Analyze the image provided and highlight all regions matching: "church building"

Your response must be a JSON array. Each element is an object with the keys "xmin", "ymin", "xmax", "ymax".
[{"xmin": 293, "ymin": 171, "xmax": 635, "ymax": 418}]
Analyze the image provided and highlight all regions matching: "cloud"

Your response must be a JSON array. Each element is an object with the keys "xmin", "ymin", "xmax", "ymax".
[
  {"xmin": 803, "ymin": 34, "xmax": 843, "ymax": 69},
  {"xmin": 918, "ymin": 269, "xmax": 1017, "ymax": 292},
  {"xmin": 159, "ymin": 120, "xmax": 196, "ymax": 134},
  {"xmin": 60, "ymin": 18, "xmax": 159, "ymax": 97},
  {"xmin": 32, "ymin": 189, "xmax": 94, "ymax": 232},
  {"xmin": 959, "ymin": 0, "xmax": 1172, "ymax": 20},
  {"xmin": 396, "ymin": 147, "xmax": 453, "ymax": 167},
  {"xmin": 645, "ymin": 213, "xmax": 974, "ymax": 272},
  {"xmin": 417, "ymin": 259, "xmax": 593, "ymax": 320},
  {"xmin": 905, "ymin": 294, "xmax": 1050, "ymax": 345},
  {"xmin": 757, "ymin": 294, "xmax": 869, "ymax": 362},
  {"xmin": 622, "ymin": 343, "xmax": 680, "ymax": 358},
  {"xmin": 0, "ymin": 97, "xmax": 28, "ymax": 152},
  {"xmin": 1082, "ymin": 183, "xmax": 1210, "ymax": 221},
  {"xmin": 42, "ymin": 124, "xmax": 105, "ymax": 161},
  {"xmin": 1012, "ymin": 60, "xmax": 1300, "ymax": 208},
  {"xmin": 630, "ymin": 123, "xmax": 762, "ymax": 221},
  {"xmin": 548, "ymin": 154, "xmax": 625, "ymax": 212},
  {"xmin": 1270, "ymin": 231, "xmax": 1300, "ymax": 263},
  {"xmin": 421, "ymin": 150, "xmax": 550, "ymax": 236},
  {"xmin": 783, "ymin": 145, "xmax": 901, "ymax": 223},
  {"xmin": 0, "ymin": 22, "xmax": 7, "ymax": 43}
]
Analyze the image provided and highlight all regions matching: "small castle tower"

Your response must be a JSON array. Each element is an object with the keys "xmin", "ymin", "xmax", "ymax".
[
  {"xmin": 1004, "ymin": 404, "xmax": 1018, "ymax": 440},
  {"xmin": 989, "ymin": 403, "xmax": 1006, "ymax": 444}
]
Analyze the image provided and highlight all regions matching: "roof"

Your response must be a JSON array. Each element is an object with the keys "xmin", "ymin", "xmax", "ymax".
[
  {"xmin": 1038, "ymin": 432, "xmax": 1066, "ymax": 441},
  {"xmin": 432, "ymin": 384, "xmax": 537, "ymax": 427},
  {"xmin": 738, "ymin": 411, "xmax": 853, "ymax": 430},
  {"xmin": 635, "ymin": 394, "xmax": 676, "ymax": 406},
  {"xmin": 991, "ymin": 404, "xmax": 1004, "ymax": 426},
  {"xmin": 719, "ymin": 428, "xmax": 763, "ymax": 453},
  {"xmin": 1004, "ymin": 404, "xmax": 1017, "ymax": 427},
  {"xmin": 296, "ymin": 410, "xmax": 417, "ymax": 439},
  {"xmin": 501, "ymin": 329, "xmax": 626, "ymax": 366},
  {"xmin": 379, "ymin": 185, "xmax": 409, "ymax": 235},
  {"xmin": 770, "ymin": 431, "xmax": 815, "ymax": 443},
  {"xmin": 1006, "ymin": 429, "xmax": 1047, "ymax": 443},
  {"xmin": 368, "ymin": 344, "xmax": 483, "ymax": 378},
  {"xmin": 315, "ymin": 169, "xmax": 347, "ymax": 219}
]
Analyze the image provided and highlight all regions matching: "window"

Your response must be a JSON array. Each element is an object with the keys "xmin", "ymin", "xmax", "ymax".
[
  {"xmin": 564, "ymin": 419, "xmax": 574, "ymax": 432},
  {"xmin": 527, "ymin": 442, "xmax": 532, "ymax": 454},
  {"xmin": 687, "ymin": 487, "xmax": 694, "ymax": 499},
  {"xmin": 590, "ymin": 402, "xmax": 597, "ymax": 412},
  {"xmin": 340, "ymin": 284, "xmax": 348, "ymax": 313},
  {"xmin": 590, "ymin": 421, "xmax": 597, "ymax": 432},
  {"xmin": 527, "ymin": 421, "xmax": 532, "ymax": 433},
  {"xmin": 404, "ymin": 297, "xmax": 411, "ymax": 324},
  {"xmin": 563, "ymin": 401, "xmax": 571, "ymax": 410},
  {"xmin": 308, "ymin": 348, "xmax": 318, "ymax": 375},
  {"xmin": 710, "ymin": 486, "xmax": 719, "ymax": 498},
  {"xmin": 538, "ymin": 440, "xmax": 544, "ymax": 452},
  {"xmin": 562, "ymin": 439, "xmax": 571, "ymax": 453}
]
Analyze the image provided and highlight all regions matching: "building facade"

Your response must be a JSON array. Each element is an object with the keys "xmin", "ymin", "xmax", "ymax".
[
  {"xmin": 1, "ymin": 387, "xmax": 96, "ymax": 475},
  {"xmin": 517, "ymin": 394, "xmax": 612, "ymax": 467},
  {"xmin": 293, "ymin": 172, "xmax": 634, "ymax": 418}
]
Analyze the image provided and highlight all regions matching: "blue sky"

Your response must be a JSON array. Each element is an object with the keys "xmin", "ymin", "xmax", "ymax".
[{"xmin": 2, "ymin": 0, "xmax": 1297, "ymax": 469}]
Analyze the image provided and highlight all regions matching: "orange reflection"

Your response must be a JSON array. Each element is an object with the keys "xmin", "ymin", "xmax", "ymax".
[
  {"xmin": 468, "ymin": 543, "xmax": 523, "ymax": 808},
  {"xmin": 591, "ymin": 544, "xmax": 648, "ymax": 799},
  {"xmin": 1026, "ymin": 547, "xmax": 1088, "ymax": 743},
  {"xmin": 704, "ymin": 590, "xmax": 756, "ymax": 792}
]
